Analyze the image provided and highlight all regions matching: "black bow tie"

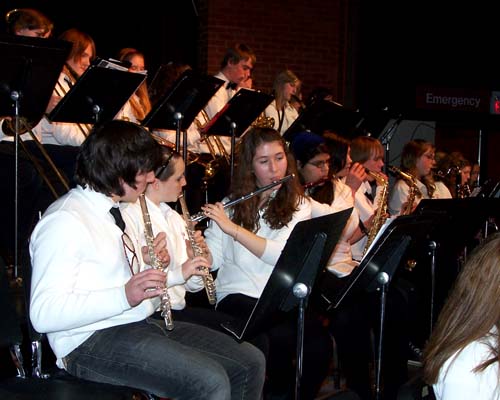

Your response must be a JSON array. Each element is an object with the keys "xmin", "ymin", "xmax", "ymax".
[
  {"xmin": 226, "ymin": 81, "xmax": 237, "ymax": 90},
  {"xmin": 109, "ymin": 207, "xmax": 125, "ymax": 232}
]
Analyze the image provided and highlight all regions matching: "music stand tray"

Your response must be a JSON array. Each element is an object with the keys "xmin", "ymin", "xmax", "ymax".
[
  {"xmin": 328, "ymin": 213, "xmax": 438, "ymax": 309},
  {"xmin": 48, "ymin": 58, "xmax": 146, "ymax": 124},
  {"xmin": 221, "ymin": 209, "xmax": 352, "ymax": 341},
  {"xmin": 283, "ymin": 98, "xmax": 362, "ymax": 143},
  {"xmin": 142, "ymin": 69, "xmax": 224, "ymax": 131},
  {"xmin": 0, "ymin": 34, "xmax": 70, "ymax": 125},
  {"xmin": 202, "ymin": 89, "xmax": 274, "ymax": 138}
]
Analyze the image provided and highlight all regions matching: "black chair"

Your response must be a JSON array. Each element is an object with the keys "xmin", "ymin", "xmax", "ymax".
[{"xmin": 0, "ymin": 256, "xmax": 157, "ymax": 400}]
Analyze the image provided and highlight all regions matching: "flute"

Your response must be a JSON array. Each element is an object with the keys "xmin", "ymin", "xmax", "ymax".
[{"xmin": 190, "ymin": 173, "xmax": 295, "ymax": 223}]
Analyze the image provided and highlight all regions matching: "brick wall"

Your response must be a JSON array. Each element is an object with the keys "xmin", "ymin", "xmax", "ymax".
[{"xmin": 197, "ymin": 0, "xmax": 355, "ymax": 106}]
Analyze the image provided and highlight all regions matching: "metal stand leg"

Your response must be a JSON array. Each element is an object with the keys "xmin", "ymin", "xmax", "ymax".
[
  {"xmin": 428, "ymin": 241, "xmax": 437, "ymax": 335},
  {"xmin": 293, "ymin": 282, "xmax": 309, "ymax": 400},
  {"xmin": 375, "ymin": 272, "xmax": 389, "ymax": 400}
]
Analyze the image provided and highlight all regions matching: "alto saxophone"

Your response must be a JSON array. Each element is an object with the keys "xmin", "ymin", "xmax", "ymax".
[
  {"xmin": 388, "ymin": 166, "xmax": 421, "ymax": 215},
  {"xmin": 178, "ymin": 194, "xmax": 217, "ymax": 305},
  {"xmin": 139, "ymin": 194, "xmax": 174, "ymax": 330},
  {"xmin": 363, "ymin": 171, "xmax": 389, "ymax": 255}
]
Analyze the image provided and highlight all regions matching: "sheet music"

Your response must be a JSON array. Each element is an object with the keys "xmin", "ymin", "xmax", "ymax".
[{"xmin": 360, "ymin": 216, "xmax": 397, "ymax": 262}]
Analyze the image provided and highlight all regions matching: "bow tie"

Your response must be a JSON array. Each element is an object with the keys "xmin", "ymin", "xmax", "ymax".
[
  {"xmin": 226, "ymin": 81, "xmax": 237, "ymax": 90},
  {"xmin": 109, "ymin": 206, "xmax": 126, "ymax": 232}
]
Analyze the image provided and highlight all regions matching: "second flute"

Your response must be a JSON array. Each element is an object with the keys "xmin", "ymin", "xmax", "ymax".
[{"xmin": 190, "ymin": 174, "xmax": 295, "ymax": 223}]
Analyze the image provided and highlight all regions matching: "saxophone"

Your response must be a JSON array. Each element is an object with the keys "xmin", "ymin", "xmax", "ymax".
[
  {"xmin": 388, "ymin": 166, "xmax": 421, "ymax": 215},
  {"xmin": 363, "ymin": 171, "xmax": 389, "ymax": 255},
  {"xmin": 139, "ymin": 194, "xmax": 174, "ymax": 330},
  {"xmin": 178, "ymin": 194, "xmax": 217, "ymax": 305}
]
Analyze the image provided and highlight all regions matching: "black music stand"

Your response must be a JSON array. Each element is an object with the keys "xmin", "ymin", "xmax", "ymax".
[
  {"xmin": 202, "ymin": 89, "xmax": 274, "ymax": 178},
  {"xmin": 142, "ymin": 69, "xmax": 224, "ymax": 161},
  {"xmin": 283, "ymin": 98, "xmax": 362, "ymax": 142},
  {"xmin": 221, "ymin": 209, "xmax": 351, "ymax": 400},
  {"xmin": 0, "ymin": 34, "xmax": 70, "ymax": 278},
  {"xmin": 325, "ymin": 214, "xmax": 438, "ymax": 400},
  {"xmin": 48, "ymin": 58, "xmax": 146, "ymax": 125},
  {"xmin": 415, "ymin": 198, "xmax": 500, "ymax": 328}
]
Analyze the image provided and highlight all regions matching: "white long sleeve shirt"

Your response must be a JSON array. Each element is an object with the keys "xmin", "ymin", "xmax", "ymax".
[
  {"xmin": 263, "ymin": 100, "xmax": 299, "ymax": 136},
  {"xmin": 434, "ymin": 328, "xmax": 500, "ymax": 399},
  {"xmin": 205, "ymin": 197, "xmax": 312, "ymax": 304},
  {"xmin": 121, "ymin": 198, "xmax": 204, "ymax": 310},
  {"xmin": 29, "ymin": 186, "xmax": 156, "ymax": 367},
  {"xmin": 310, "ymin": 179, "xmax": 360, "ymax": 277}
]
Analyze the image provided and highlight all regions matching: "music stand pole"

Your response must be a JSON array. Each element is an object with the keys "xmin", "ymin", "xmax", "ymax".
[
  {"xmin": 174, "ymin": 112, "xmax": 183, "ymax": 154},
  {"xmin": 293, "ymin": 282, "xmax": 309, "ymax": 400},
  {"xmin": 375, "ymin": 272, "xmax": 390, "ymax": 400},
  {"xmin": 12, "ymin": 91, "xmax": 21, "ymax": 279},
  {"xmin": 230, "ymin": 121, "xmax": 236, "ymax": 179},
  {"xmin": 429, "ymin": 240, "xmax": 437, "ymax": 335}
]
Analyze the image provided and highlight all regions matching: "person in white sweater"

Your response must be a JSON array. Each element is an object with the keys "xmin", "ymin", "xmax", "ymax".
[
  {"xmin": 423, "ymin": 232, "xmax": 500, "ymax": 400},
  {"xmin": 202, "ymin": 127, "xmax": 332, "ymax": 400},
  {"xmin": 29, "ymin": 120, "xmax": 265, "ymax": 400}
]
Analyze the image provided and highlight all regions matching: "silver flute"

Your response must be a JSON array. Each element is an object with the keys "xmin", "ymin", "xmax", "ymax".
[
  {"xmin": 139, "ymin": 194, "xmax": 174, "ymax": 330},
  {"xmin": 178, "ymin": 194, "xmax": 217, "ymax": 305},
  {"xmin": 190, "ymin": 174, "xmax": 295, "ymax": 223}
]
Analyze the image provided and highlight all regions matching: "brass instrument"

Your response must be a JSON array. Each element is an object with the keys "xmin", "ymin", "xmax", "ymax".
[
  {"xmin": 195, "ymin": 109, "xmax": 230, "ymax": 165},
  {"xmin": 363, "ymin": 170, "xmax": 389, "ymax": 255},
  {"xmin": 388, "ymin": 166, "xmax": 421, "ymax": 215},
  {"xmin": 190, "ymin": 174, "xmax": 295, "ymax": 223},
  {"xmin": 52, "ymin": 77, "xmax": 91, "ymax": 140},
  {"xmin": 5, "ymin": 117, "xmax": 70, "ymax": 199},
  {"xmin": 251, "ymin": 113, "xmax": 275, "ymax": 129},
  {"xmin": 150, "ymin": 132, "xmax": 200, "ymax": 166},
  {"xmin": 138, "ymin": 193, "xmax": 174, "ymax": 330},
  {"xmin": 178, "ymin": 194, "xmax": 216, "ymax": 305}
]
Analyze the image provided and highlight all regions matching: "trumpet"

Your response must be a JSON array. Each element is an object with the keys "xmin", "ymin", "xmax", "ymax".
[{"xmin": 190, "ymin": 174, "xmax": 295, "ymax": 223}]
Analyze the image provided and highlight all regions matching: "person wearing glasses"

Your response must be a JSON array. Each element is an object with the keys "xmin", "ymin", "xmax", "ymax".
[
  {"xmin": 388, "ymin": 139, "xmax": 438, "ymax": 216},
  {"xmin": 29, "ymin": 120, "xmax": 266, "ymax": 400}
]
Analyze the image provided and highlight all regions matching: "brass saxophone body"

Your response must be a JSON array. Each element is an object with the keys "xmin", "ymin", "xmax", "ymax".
[
  {"xmin": 388, "ymin": 166, "xmax": 421, "ymax": 215},
  {"xmin": 139, "ymin": 194, "xmax": 174, "ymax": 330},
  {"xmin": 363, "ymin": 171, "xmax": 389, "ymax": 255},
  {"xmin": 178, "ymin": 194, "xmax": 217, "ymax": 305}
]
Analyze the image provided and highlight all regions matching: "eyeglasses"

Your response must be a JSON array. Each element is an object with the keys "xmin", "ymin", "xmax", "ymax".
[
  {"xmin": 423, "ymin": 153, "xmax": 436, "ymax": 160},
  {"xmin": 307, "ymin": 159, "xmax": 330, "ymax": 169},
  {"xmin": 121, "ymin": 232, "xmax": 138, "ymax": 275}
]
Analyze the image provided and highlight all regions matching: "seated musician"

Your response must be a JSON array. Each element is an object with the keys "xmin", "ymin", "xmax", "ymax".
[
  {"xmin": 290, "ymin": 130, "xmax": 412, "ymax": 400},
  {"xmin": 201, "ymin": 127, "xmax": 332, "ymax": 400}
]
